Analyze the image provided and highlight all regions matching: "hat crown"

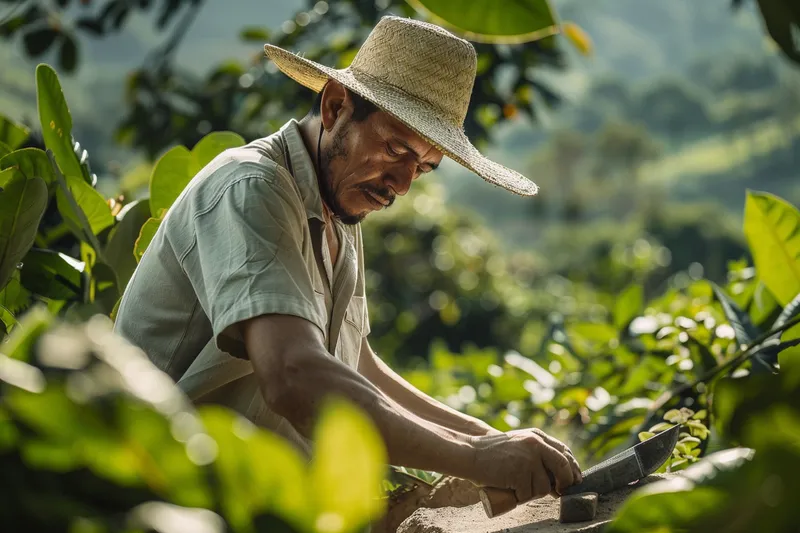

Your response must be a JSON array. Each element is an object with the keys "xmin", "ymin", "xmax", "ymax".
[{"xmin": 349, "ymin": 16, "xmax": 476, "ymax": 127}]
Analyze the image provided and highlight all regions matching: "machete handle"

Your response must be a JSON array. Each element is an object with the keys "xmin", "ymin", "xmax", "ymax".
[
  {"xmin": 479, "ymin": 487, "xmax": 517, "ymax": 518},
  {"xmin": 479, "ymin": 470, "xmax": 557, "ymax": 518}
]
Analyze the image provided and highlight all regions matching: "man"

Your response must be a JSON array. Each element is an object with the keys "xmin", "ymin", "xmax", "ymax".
[{"xmin": 115, "ymin": 15, "xmax": 581, "ymax": 508}]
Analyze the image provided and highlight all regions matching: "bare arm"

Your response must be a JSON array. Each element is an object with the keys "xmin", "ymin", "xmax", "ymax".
[
  {"xmin": 358, "ymin": 339, "xmax": 497, "ymax": 437},
  {"xmin": 241, "ymin": 313, "xmax": 476, "ymax": 477}
]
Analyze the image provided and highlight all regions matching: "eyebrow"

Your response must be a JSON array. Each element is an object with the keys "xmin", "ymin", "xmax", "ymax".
[{"xmin": 394, "ymin": 138, "xmax": 440, "ymax": 170}]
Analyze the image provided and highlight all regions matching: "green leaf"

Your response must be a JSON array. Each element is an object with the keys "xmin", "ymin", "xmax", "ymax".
[
  {"xmin": 0, "ymin": 167, "xmax": 22, "ymax": 189},
  {"xmin": 743, "ymin": 191, "xmax": 800, "ymax": 306},
  {"xmin": 0, "ymin": 270, "xmax": 31, "ymax": 314},
  {"xmin": 607, "ymin": 448, "xmax": 754, "ymax": 533},
  {"xmin": 310, "ymin": 397, "xmax": 388, "ymax": 533},
  {"xmin": 712, "ymin": 282, "xmax": 759, "ymax": 346},
  {"xmin": 134, "ymin": 217, "xmax": 162, "ymax": 262},
  {"xmin": 149, "ymin": 132, "xmax": 244, "ymax": 217},
  {"xmin": 20, "ymin": 249, "xmax": 83, "ymax": 300},
  {"xmin": 191, "ymin": 132, "xmax": 245, "ymax": 169},
  {"xmin": 638, "ymin": 431, "xmax": 655, "ymax": 442},
  {"xmin": 0, "ymin": 175, "xmax": 48, "ymax": 290},
  {"xmin": 36, "ymin": 64, "xmax": 83, "ymax": 181},
  {"xmin": 148, "ymin": 146, "xmax": 191, "ymax": 218},
  {"xmin": 0, "ymin": 305, "xmax": 15, "ymax": 335},
  {"xmin": 105, "ymin": 200, "xmax": 151, "ymax": 289},
  {"xmin": 0, "ymin": 116, "xmax": 29, "ymax": 149},
  {"xmin": 615, "ymin": 284, "xmax": 643, "ymax": 330},
  {"xmin": 56, "ymin": 174, "xmax": 113, "ymax": 240},
  {"xmin": 1, "ymin": 305, "xmax": 53, "ymax": 361},
  {"xmin": 0, "ymin": 148, "xmax": 56, "ymax": 186},
  {"xmin": 0, "ymin": 142, "xmax": 10, "ymax": 158},
  {"xmin": 755, "ymin": 0, "xmax": 800, "ymax": 64},
  {"xmin": 408, "ymin": 0, "xmax": 558, "ymax": 43},
  {"xmin": 778, "ymin": 344, "xmax": 800, "ymax": 389},
  {"xmin": 199, "ymin": 406, "xmax": 310, "ymax": 531}
]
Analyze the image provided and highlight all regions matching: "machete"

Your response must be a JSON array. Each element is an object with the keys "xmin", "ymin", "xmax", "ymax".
[{"xmin": 479, "ymin": 424, "xmax": 681, "ymax": 518}]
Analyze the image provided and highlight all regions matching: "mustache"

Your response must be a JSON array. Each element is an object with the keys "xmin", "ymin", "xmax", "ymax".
[{"xmin": 358, "ymin": 183, "xmax": 395, "ymax": 207}]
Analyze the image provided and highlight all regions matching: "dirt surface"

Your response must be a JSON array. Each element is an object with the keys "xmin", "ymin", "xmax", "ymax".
[{"xmin": 397, "ymin": 474, "xmax": 670, "ymax": 533}]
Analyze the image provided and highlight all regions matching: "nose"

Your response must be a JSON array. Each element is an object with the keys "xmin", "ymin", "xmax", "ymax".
[{"xmin": 386, "ymin": 162, "xmax": 416, "ymax": 197}]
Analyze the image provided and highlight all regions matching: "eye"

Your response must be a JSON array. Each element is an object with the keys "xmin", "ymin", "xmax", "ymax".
[{"xmin": 386, "ymin": 143, "xmax": 401, "ymax": 157}]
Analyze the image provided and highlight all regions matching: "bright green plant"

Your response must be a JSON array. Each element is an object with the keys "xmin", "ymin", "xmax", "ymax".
[
  {"xmin": 0, "ymin": 64, "xmax": 244, "ymax": 330},
  {"xmin": 0, "ymin": 312, "xmax": 387, "ymax": 532}
]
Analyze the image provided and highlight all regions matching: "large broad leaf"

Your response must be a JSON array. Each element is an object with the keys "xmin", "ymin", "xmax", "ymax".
[
  {"xmin": 0, "ymin": 142, "xmax": 10, "ymax": 158},
  {"xmin": 0, "ymin": 115, "xmax": 29, "ymax": 149},
  {"xmin": 0, "ymin": 175, "xmax": 48, "ymax": 290},
  {"xmin": 149, "ymin": 132, "xmax": 244, "ymax": 217},
  {"xmin": 0, "ymin": 148, "xmax": 56, "ymax": 186},
  {"xmin": 615, "ymin": 283, "xmax": 643, "ymax": 330},
  {"xmin": 408, "ymin": 0, "xmax": 558, "ymax": 43},
  {"xmin": 105, "ymin": 200, "xmax": 151, "ymax": 290},
  {"xmin": 755, "ymin": 0, "xmax": 800, "ymax": 64},
  {"xmin": 309, "ymin": 397, "xmax": 388, "ymax": 533},
  {"xmin": 133, "ymin": 217, "xmax": 162, "ymax": 262},
  {"xmin": 20, "ymin": 249, "xmax": 83, "ymax": 300},
  {"xmin": 36, "ymin": 64, "xmax": 83, "ymax": 181},
  {"xmin": 743, "ymin": 191, "xmax": 800, "ymax": 306},
  {"xmin": 56, "ymin": 174, "xmax": 114, "ymax": 240}
]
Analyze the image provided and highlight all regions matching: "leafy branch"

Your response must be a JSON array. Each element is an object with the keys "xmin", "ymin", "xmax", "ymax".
[
  {"xmin": 47, "ymin": 149, "xmax": 107, "ymax": 265},
  {"xmin": 645, "ymin": 313, "xmax": 800, "ymax": 417}
]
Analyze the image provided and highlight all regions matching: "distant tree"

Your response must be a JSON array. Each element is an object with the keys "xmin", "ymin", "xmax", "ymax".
[
  {"xmin": 528, "ymin": 129, "xmax": 590, "ymax": 221},
  {"xmin": 592, "ymin": 120, "xmax": 662, "ymax": 216},
  {"xmin": 635, "ymin": 78, "xmax": 712, "ymax": 144},
  {"xmin": 0, "ymin": 0, "xmax": 567, "ymax": 161}
]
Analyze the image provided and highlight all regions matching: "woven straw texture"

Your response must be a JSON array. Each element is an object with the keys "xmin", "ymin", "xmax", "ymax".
[{"xmin": 264, "ymin": 16, "xmax": 539, "ymax": 196}]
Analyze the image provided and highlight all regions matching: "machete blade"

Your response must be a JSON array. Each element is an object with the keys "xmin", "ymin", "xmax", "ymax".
[{"xmin": 562, "ymin": 424, "xmax": 680, "ymax": 495}]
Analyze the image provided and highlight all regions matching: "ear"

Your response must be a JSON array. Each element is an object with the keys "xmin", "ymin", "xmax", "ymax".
[{"xmin": 319, "ymin": 80, "xmax": 349, "ymax": 132}]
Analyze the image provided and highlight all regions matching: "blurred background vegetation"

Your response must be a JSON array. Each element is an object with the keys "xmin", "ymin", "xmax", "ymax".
[{"xmin": 1, "ymin": 0, "xmax": 800, "ymax": 532}]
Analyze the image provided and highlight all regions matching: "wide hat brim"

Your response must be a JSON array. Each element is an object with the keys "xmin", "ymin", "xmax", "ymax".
[{"xmin": 264, "ymin": 44, "xmax": 539, "ymax": 197}]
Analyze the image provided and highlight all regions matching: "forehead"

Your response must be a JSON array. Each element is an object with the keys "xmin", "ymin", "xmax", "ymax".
[{"xmin": 371, "ymin": 110, "xmax": 440, "ymax": 154}]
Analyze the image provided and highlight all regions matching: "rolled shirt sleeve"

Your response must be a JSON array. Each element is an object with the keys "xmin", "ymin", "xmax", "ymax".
[{"xmin": 174, "ymin": 171, "xmax": 325, "ymax": 358}]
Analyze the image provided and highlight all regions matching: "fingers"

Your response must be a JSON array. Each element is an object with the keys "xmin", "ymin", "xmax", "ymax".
[
  {"xmin": 532, "ymin": 429, "xmax": 583, "ymax": 485},
  {"xmin": 540, "ymin": 442, "xmax": 574, "ymax": 495},
  {"xmin": 514, "ymin": 471, "xmax": 533, "ymax": 504},
  {"xmin": 531, "ymin": 460, "xmax": 552, "ymax": 499}
]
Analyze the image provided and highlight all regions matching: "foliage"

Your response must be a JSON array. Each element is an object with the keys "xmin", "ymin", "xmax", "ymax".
[
  {"xmin": 407, "ymin": 0, "xmax": 558, "ymax": 43},
  {"xmin": 0, "ymin": 0, "xmax": 569, "ymax": 161},
  {"xmin": 396, "ymin": 189, "xmax": 800, "ymax": 485},
  {"xmin": 0, "ymin": 314, "xmax": 387, "ymax": 533},
  {"xmin": 0, "ymin": 63, "xmax": 392, "ymax": 532}
]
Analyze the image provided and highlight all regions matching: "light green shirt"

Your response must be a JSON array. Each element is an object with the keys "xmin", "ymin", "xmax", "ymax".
[{"xmin": 114, "ymin": 119, "xmax": 371, "ymax": 456}]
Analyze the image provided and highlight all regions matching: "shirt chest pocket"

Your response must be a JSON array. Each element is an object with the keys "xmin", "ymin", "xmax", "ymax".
[{"xmin": 338, "ymin": 295, "xmax": 366, "ymax": 369}]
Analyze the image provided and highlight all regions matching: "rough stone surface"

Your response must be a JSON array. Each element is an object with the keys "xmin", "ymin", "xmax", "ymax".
[
  {"xmin": 396, "ymin": 474, "xmax": 670, "ymax": 533},
  {"xmin": 559, "ymin": 493, "xmax": 598, "ymax": 523}
]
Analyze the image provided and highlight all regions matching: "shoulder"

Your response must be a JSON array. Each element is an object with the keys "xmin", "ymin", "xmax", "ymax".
[{"xmin": 172, "ymin": 137, "xmax": 303, "ymax": 220}]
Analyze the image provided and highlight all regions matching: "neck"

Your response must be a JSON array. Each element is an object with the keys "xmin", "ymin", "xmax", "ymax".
[{"xmin": 298, "ymin": 116, "xmax": 334, "ymax": 225}]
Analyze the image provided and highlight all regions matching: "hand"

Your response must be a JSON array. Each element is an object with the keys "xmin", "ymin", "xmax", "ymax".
[
  {"xmin": 509, "ymin": 428, "xmax": 583, "ymax": 496},
  {"xmin": 467, "ymin": 429, "xmax": 580, "ymax": 504}
]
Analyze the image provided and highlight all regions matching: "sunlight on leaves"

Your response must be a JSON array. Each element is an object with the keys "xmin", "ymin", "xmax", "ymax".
[{"xmin": 310, "ymin": 397, "xmax": 388, "ymax": 533}]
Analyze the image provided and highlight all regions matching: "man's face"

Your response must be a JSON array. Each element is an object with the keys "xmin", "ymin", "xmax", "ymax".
[{"xmin": 317, "ymin": 87, "xmax": 443, "ymax": 225}]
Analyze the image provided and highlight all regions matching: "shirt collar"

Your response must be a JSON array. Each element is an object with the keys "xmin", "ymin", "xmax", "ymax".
[{"xmin": 280, "ymin": 118, "xmax": 325, "ymax": 223}]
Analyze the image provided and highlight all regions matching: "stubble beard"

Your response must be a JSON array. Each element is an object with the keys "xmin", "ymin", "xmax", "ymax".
[{"xmin": 318, "ymin": 126, "xmax": 366, "ymax": 226}]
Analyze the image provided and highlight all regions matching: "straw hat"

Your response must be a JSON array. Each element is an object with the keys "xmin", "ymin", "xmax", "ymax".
[{"xmin": 264, "ymin": 16, "xmax": 539, "ymax": 196}]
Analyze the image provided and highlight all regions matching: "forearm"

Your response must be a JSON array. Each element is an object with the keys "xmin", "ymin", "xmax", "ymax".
[
  {"xmin": 365, "ymin": 351, "xmax": 497, "ymax": 437},
  {"xmin": 252, "ymin": 342, "xmax": 476, "ymax": 477}
]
